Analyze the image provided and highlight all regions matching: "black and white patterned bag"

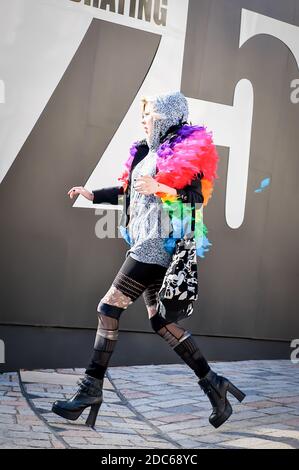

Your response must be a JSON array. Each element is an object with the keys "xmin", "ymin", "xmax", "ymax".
[{"xmin": 157, "ymin": 209, "xmax": 199, "ymax": 323}]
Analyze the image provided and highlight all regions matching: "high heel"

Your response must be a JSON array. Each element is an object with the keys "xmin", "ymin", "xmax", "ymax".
[
  {"xmin": 227, "ymin": 380, "xmax": 246, "ymax": 402},
  {"xmin": 86, "ymin": 402, "xmax": 102, "ymax": 428},
  {"xmin": 51, "ymin": 374, "xmax": 104, "ymax": 427},
  {"xmin": 198, "ymin": 369, "xmax": 246, "ymax": 428}
]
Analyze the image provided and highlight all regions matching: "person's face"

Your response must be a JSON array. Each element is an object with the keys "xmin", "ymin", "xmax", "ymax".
[{"xmin": 141, "ymin": 102, "xmax": 154, "ymax": 137}]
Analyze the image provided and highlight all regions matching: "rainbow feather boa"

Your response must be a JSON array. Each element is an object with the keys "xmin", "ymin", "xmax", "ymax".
[{"xmin": 118, "ymin": 124, "xmax": 219, "ymax": 258}]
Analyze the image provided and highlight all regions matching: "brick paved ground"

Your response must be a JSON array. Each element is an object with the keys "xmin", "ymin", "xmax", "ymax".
[{"xmin": 0, "ymin": 360, "xmax": 298, "ymax": 449}]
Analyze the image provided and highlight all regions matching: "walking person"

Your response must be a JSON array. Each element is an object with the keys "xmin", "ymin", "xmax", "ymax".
[{"xmin": 51, "ymin": 91, "xmax": 246, "ymax": 429}]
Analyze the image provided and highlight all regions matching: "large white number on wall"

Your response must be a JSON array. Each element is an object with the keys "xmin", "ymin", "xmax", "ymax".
[
  {"xmin": 76, "ymin": 0, "xmax": 190, "ymax": 209},
  {"xmin": 1, "ymin": 2, "xmax": 298, "ymax": 232}
]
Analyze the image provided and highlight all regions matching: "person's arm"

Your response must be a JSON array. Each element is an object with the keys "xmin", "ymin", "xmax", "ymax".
[
  {"xmin": 154, "ymin": 173, "xmax": 204, "ymax": 204},
  {"xmin": 92, "ymin": 185, "xmax": 124, "ymax": 205},
  {"xmin": 154, "ymin": 182, "xmax": 177, "ymax": 196},
  {"xmin": 175, "ymin": 172, "xmax": 204, "ymax": 204}
]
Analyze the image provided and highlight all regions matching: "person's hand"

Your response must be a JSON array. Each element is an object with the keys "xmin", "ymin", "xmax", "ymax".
[
  {"xmin": 67, "ymin": 186, "xmax": 94, "ymax": 201},
  {"xmin": 134, "ymin": 175, "xmax": 159, "ymax": 195}
]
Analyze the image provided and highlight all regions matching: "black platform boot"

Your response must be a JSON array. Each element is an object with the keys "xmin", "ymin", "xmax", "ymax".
[
  {"xmin": 51, "ymin": 374, "xmax": 104, "ymax": 428},
  {"xmin": 198, "ymin": 369, "xmax": 246, "ymax": 428}
]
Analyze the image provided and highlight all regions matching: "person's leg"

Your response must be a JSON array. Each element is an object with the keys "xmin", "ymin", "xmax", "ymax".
[
  {"xmin": 85, "ymin": 260, "xmax": 147, "ymax": 379},
  {"xmin": 85, "ymin": 255, "xmax": 169, "ymax": 380},
  {"xmin": 144, "ymin": 284, "xmax": 246, "ymax": 429},
  {"xmin": 52, "ymin": 255, "xmax": 164, "ymax": 426},
  {"xmin": 144, "ymin": 285, "xmax": 210, "ymax": 379}
]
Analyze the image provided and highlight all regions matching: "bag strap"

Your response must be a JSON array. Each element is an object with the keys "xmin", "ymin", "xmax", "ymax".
[
  {"xmin": 191, "ymin": 204, "xmax": 196, "ymax": 234},
  {"xmin": 184, "ymin": 204, "xmax": 196, "ymax": 238}
]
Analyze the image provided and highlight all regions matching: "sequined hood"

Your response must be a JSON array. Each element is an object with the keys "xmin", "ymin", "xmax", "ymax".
[{"xmin": 144, "ymin": 91, "xmax": 189, "ymax": 151}]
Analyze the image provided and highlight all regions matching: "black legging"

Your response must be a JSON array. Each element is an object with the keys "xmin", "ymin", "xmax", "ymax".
[{"xmin": 85, "ymin": 254, "xmax": 210, "ymax": 380}]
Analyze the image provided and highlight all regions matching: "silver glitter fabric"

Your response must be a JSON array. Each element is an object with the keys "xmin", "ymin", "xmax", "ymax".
[
  {"xmin": 145, "ymin": 91, "xmax": 189, "ymax": 151},
  {"xmin": 126, "ymin": 149, "xmax": 173, "ymax": 268}
]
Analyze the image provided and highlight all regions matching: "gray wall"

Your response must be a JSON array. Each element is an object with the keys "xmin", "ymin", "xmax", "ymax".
[{"xmin": 1, "ymin": 0, "xmax": 299, "ymax": 371}]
